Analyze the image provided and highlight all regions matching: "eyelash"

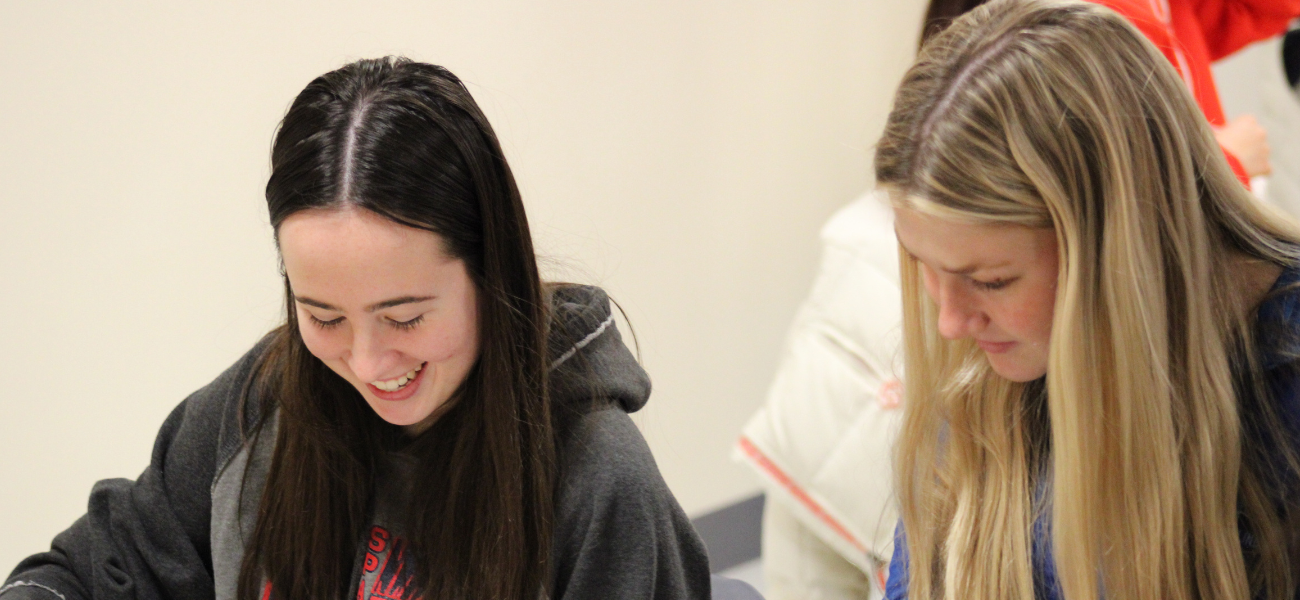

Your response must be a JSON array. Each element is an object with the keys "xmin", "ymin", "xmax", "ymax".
[
  {"xmin": 914, "ymin": 261, "xmax": 1014, "ymax": 292},
  {"xmin": 307, "ymin": 315, "xmax": 425, "ymax": 331},
  {"xmin": 971, "ymin": 278, "xmax": 1012, "ymax": 291},
  {"xmin": 310, "ymin": 315, "xmax": 344, "ymax": 329},
  {"xmin": 390, "ymin": 315, "xmax": 424, "ymax": 331}
]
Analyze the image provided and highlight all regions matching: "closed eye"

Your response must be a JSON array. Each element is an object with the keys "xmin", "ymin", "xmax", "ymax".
[
  {"xmin": 390, "ymin": 315, "xmax": 425, "ymax": 331},
  {"xmin": 970, "ymin": 277, "xmax": 1014, "ymax": 291},
  {"xmin": 310, "ymin": 314, "xmax": 345, "ymax": 329}
]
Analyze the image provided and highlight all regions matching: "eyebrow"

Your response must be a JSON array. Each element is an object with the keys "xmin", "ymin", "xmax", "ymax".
[
  {"xmin": 896, "ymin": 239, "xmax": 1009, "ymax": 276},
  {"xmin": 294, "ymin": 295, "xmax": 436, "ymax": 313},
  {"xmin": 939, "ymin": 263, "xmax": 989, "ymax": 276}
]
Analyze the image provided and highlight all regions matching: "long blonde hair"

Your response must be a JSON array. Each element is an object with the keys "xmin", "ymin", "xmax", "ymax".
[{"xmin": 875, "ymin": 1, "xmax": 1300, "ymax": 599}]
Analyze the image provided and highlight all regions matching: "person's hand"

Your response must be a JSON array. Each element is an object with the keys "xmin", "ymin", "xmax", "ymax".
[{"xmin": 1214, "ymin": 114, "xmax": 1272, "ymax": 177}]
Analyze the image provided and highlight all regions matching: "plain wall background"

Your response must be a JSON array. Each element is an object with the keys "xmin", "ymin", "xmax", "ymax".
[{"xmin": 0, "ymin": 1, "xmax": 926, "ymax": 572}]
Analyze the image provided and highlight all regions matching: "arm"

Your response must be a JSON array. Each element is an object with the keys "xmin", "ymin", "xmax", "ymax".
[
  {"xmin": 550, "ymin": 408, "xmax": 711, "ymax": 600},
  {"xmin": 1215, "ymin": 114, "xmax": 1272, "ymax": 178},
  {"xmin": 2, "ymin": 345, "xmax": 265, "ymax": 600},
  {"xmin": 1219, "ymin": 143, "xmax": 1254, "ymax": 185}
]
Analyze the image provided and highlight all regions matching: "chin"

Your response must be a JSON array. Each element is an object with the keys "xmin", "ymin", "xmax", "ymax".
[
  {"xmin": 988, "ymin": 358, "xmax": 1047, "ymax": 383},
  {"xmin": 365, "ymin": 402, "xmax": 418, "ymax": 426},
  {"xmin": 363, "ymin": 396, "xmax": 432, "ymax": 426}
]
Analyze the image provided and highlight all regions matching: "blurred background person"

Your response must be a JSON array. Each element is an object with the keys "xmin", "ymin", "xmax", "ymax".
[
  {"xmin": 929, "ymin": 0, "xmax": 1300, "ymax": 189},
  {"xmin": 1213, "ymin": 19, "xmax": 1300, "ymax": 214},
  {"xmin": 736, "ymin": 192, "xmax": 902, "ymax": 600}
]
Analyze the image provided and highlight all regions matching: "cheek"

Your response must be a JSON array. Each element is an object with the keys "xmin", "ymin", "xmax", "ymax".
[
  {"xmin": 295, "ymin": 315, "xmax": 343, "ymax": 361},
  {"xmin": 297, "ymin": 326, "xmax": 331, "ymax": 360},
  {"xmin": 1000, "ymin": 287, "xmax": 1056, "ymax": 342},
  {"xmin": 414, "ymin": 316, "xmax": 480, "ymax": 364},
  {"xmin": 443, "ymin": 292, "xmax": 480, "ymax": 363},
  {"xmin": 1030, "ymin": 298, "xmax": 1057, "ymax": 345}
]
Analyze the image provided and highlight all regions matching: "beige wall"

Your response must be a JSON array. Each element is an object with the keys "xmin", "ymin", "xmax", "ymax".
[{"xmin": 0, "ymin": 1, "xmax": 925, "ymax": 571}]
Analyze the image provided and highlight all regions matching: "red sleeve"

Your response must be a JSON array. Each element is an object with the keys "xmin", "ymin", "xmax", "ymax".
[
  {"xmin": 1093, "ymin": 0, "xmax": 1184, "ymax": 70},
  {"xmin": 1191, "ymin": 0, "xmax": 1300, "ymax": 59}
]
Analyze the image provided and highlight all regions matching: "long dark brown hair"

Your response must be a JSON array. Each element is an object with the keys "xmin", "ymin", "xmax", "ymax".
[{"xmin": 236, "ymin": 57, "xmax": 554, "ymax": 600}]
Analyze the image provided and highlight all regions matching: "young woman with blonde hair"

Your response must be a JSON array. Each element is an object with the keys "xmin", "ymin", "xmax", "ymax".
[{"xmin": 878, "ymin": 1, "xmax": 1300, "ymax": 599}]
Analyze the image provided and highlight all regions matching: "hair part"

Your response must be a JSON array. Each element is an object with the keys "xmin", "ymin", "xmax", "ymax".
[{"xmin": 878, "ymin": 1, "xmax": 1300, "ymax": 599}]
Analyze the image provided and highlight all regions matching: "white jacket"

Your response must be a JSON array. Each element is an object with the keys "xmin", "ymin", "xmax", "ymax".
[{"xmin": 735, "ymin": 191, "xmax": 903, "ymax": 598}]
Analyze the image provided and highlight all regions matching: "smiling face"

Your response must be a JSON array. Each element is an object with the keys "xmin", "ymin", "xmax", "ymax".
[
  {"xmin": 278, "ymin": 207, "xmax": 480, "ymax": 436},
  {"xmin": 894, "ymin": 206, "xmax": 1059, "ymax": 382}
]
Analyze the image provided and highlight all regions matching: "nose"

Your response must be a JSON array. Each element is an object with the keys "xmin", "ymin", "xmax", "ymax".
[
  {"xmin": 933, "ymin": 280, "xmax": 985, "ymax": 340},
  {"xmin": 344, "ymin": 325, "xmax": 397, "ymax": 382}
]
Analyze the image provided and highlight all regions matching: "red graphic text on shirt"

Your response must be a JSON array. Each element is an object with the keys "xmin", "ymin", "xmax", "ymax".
[{"xmin": 359, "ymin": 526, "xmax": 422, "ymax": 600}]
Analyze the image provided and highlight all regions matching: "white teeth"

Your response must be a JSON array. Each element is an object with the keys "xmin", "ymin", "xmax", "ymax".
[{"xmin": 370, "ymin": 363, "xmax": 425, "ymax": 392}]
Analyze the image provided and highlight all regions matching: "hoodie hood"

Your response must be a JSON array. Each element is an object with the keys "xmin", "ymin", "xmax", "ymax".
[{"xmin": 547, "ymin": 285, "xmax": 650, "ymax": 413}]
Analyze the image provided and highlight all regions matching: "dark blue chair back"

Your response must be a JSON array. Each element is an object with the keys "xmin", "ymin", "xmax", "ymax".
[{"xmin": 710, "ymin": 574, "xmax": 764, "ymax": 600}]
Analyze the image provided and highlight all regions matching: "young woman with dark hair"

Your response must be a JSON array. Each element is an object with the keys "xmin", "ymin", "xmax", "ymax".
[{"xmin": 1, "ymin": 57, "xmax": 711, "ymax": 600}]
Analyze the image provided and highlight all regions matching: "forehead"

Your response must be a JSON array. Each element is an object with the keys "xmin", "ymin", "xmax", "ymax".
[
  {"xmin": 279, "ymin": 207, "xmax": 443, "ymax": 254},
  {"xmin": 893, "ymin": 206, "xmax": 1053, "ymax": 272},
  {"xmin": 278, "ymin": 207, "xmax": 458, "ymax": 297}
]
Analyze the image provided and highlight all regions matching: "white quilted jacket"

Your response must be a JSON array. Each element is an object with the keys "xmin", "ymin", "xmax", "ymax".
[{"xmin": 735, "ymin": 191, "xmax": 903, "ymax": 598}]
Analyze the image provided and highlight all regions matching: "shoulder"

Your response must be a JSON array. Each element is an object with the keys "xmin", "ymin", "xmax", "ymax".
[
  {"xmin": 820, "ymin": 192, "xmax": 897, "ymax": 258},
  {"xmin": 1252, "ymin": 263, "xmax": 1300, "ymax": 445},
  {"xmin": 0, "ymin": 334, "xmax": 284, "ymax": 600},
  {"xmin": 556, "ymin": 407, "xmax": 665, "ymax": 507},
  {"xmin": 550, "ymin": 407, "xmax": 712, "ymax": 598},
  {"xmin": 788, "ymin": 190, "xmax": 903, "ymax": 375},
  {"xmin": 814, "ymin": 191, "xmax": 900, "ymax": 297},
  {"xmin": 552, "ymin": 405, "xmax": 694, "ymax": 550},
  {"xmin": 1255, "ymin": 263, "xmax": 1300, "ymax": 370},
  {"xmin": 165, "ymin": 331, "xmax": 281, "ymax": 483}
]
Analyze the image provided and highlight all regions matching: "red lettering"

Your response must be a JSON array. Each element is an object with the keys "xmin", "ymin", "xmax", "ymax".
[{"xmin": 368, "ymin": 526, "xmax": 390, "ymax": 553}]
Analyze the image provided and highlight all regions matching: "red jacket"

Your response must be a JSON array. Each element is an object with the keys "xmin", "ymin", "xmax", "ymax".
[{"xmin": 1092, "ymin": 0, "xmax": 1300, "ymax": 185}]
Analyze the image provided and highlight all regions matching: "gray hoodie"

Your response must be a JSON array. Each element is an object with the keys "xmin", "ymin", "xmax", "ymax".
[{"xmin": 2, "ymin": 285, "xmax": 711, "ymax": 600}]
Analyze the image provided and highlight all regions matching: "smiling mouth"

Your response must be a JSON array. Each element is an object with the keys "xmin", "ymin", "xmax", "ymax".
[{"xmin": 369, "ymin": 363, "xmax": 426, "ymax": 392}]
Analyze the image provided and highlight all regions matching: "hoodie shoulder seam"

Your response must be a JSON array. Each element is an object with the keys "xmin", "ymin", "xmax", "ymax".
[
  {"xmin": 550, "ymin": 313, "xmax": 615, "ymax": 371},
  {"xmin": 0, "ymin": 581, "xmax": 67, "ymax": 600}
]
